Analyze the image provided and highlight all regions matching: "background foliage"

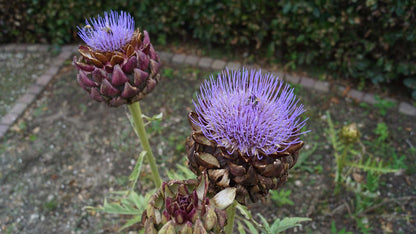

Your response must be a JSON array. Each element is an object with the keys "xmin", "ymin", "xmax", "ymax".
[{"xmin": 1, "ymin": 0, "xmax": 415, "ymax": 97}]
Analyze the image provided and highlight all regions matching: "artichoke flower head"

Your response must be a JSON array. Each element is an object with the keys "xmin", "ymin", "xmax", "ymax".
[
  {"xmin": 73, "ymin": 11, "xmax": 161, "ymax": 107},
  {"xmin": 187, "ymin": 68, "xmax": 308, "ymax": 204}
]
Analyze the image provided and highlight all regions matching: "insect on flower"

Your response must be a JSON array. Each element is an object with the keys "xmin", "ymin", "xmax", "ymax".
[
  {"xmin": 248, "ymin": 94, "xmax": 260, "ymax": 106},
  {"xmin": 101, "ymin": 25, "xmax": 113, "ymax": 34}
]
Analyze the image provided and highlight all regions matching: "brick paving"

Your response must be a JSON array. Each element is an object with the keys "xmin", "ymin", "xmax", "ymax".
[{"xmin": 0, "ymin": 44, "xmax": 415, "ymax": 138}]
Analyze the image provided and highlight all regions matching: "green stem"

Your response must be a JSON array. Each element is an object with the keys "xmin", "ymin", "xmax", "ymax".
[
  {"xmin": 335, "ymin": 145, "xmax": 350, "ymax": 194},
  {"xmin": 225, "ymin": 200, "xmax": 237, "ymax": 234},
  {"xmin": 128, "ymin": 102, "xmax": 162, "ymax": 188}
]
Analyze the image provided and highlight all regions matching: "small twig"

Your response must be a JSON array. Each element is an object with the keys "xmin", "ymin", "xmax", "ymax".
[
  {"xmin": 328, "ymin": 199, "xmax": 353, "ymax": 217},
  {"xmin": 343, "ymin": 199, "xmax": 353, "ymax": 217},
  {"xmin": 329, "ymin": 203, "xmax": 346, "ymax": 216}
]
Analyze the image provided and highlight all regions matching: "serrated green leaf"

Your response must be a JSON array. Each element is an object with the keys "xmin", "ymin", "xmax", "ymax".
[
  {"xmin": 119, "ymin": 215, "xmax": 142, "ymax": 232},
  {"xmin": 243, "ymin": 219, "xmax": 259, "ymax": 234},
  {"xmin": 237, "ymin": 221, "xmax": 247, "ymax": 234},
  {"xmin": 271, "ymin": 217, "xmax": 311, "ymax": 233},
  {"xmin": 128, "ymin": 151, "xmax": 146, "ymax": 194},
  {"xmin": 167, "ymin": 163, "xmax": 196, "ymax": 180},
  {"xmin": 257, "ymin": 214, "xmax": 271, "ymax": 233},
  {"xmin": 236, "ymin": 203, "xmax": 253, "ymax": 220},
  {"xmin": 130, "ymin": 191, "xmax": 151, "ymax": 210},
  {"xmin": 176, "ymin": 164, "xmax": 197, "ymax": 179},
  {"xmin": 127, "ymin": 113, "xmax": 139, "ymax": 138},
  {"xmin": 101, "ymin": 201, "xmax": 138, "ymax": 215},
  {"xmin": 95, "ymin": 192, "xmax": 148, "ymax": 215},
  {"xmin": 141, "ymin": 112, "xmax": 163, "ymax": 123},
  {"xmin": 292, "ymin": 143, "xmax": 317, "ymax": 170}
]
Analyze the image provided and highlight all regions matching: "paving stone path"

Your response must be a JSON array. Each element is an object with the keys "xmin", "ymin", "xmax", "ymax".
[{"xmin": 1, "ymin": 44, "xmax": 415, "ymax": 139}]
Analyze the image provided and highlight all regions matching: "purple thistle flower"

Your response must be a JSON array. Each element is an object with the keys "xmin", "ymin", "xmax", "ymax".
[
  {"xmin": 192, "ymin": 68, "xmax": 308, "ymax": 158},
  {"xmin": 77, "ymin": 11, "xmax": 135, "ymax": 52}
]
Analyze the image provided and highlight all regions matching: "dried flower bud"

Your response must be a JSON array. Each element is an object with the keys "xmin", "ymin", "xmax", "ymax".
[{"xmin": 339, "ymin": 123, "xmax": 360, "ymax": 145}]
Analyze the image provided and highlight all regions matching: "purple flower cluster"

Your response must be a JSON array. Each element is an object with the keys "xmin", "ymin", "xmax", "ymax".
[
  {"xmin": 77, "ymin": 11, "xmax": 135, "ymax": 52},
  {"xmin": 192, "ymin": 68, "xmax": 307, "ymax": 158}
]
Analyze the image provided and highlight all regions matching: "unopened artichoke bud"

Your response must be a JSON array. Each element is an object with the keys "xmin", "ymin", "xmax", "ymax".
[
  {"xmin": 339, "ymin": 123, "xmax": 360, "ymax": 145},
  {"xmin": 73, "ymin": 11, "xmax": 161, "ymax": 107},
  {"xmin": 186, "ymin": 68, "xmax": 308, "ymax": 204},
  {"xmin": 142, "ymin": 173, "xmax": 235, "ymax": 233}
]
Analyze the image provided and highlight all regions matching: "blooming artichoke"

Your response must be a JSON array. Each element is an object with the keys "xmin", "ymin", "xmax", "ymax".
[
  {"xmin": 141, "ymin": 173, "xmax": 236, "ymax": 233},
  {"xmin": 186, "ymin": 68, "xmax": 307, "ymax": 204},
  {"xmin": 73, "ymin": 11, "xmax": 161, "ymax": 107}
]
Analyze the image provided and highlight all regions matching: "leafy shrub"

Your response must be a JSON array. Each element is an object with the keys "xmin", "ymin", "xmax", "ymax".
[{"xmin": 1, "ymin": 0, "xmax": 415, "ymax": 97}]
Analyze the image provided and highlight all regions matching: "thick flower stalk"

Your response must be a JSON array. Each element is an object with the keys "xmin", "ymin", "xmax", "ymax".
[
  {"xmin": 142, "ymin": 173, "xmax": 236, "ymax": 233},
  {"xmin": 186, "ymin": 68, "xmax": 307, "ymax": 204},
  {"xmin": 73, "ymin": 11, "xmax": 161, "ymax": 107}
]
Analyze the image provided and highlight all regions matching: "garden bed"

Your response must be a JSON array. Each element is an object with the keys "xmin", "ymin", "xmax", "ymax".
[{"xmin": 0, "ymin": 62, "xmax": 415, "ymax": 233}]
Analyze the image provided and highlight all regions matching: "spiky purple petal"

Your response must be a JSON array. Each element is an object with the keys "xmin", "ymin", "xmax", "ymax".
[
  {"xmin": 192, "ymin": 68, "xmax": 308, "ymax": 158},
  {"xmin": 77, "ymin": 11, "xmax": 135, "ymax": 52}
]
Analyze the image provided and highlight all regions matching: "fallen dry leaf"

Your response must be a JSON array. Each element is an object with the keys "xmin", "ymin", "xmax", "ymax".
[
  {"xmin": 330, "ymin": 97, "xmax": 340, "ymax": 104},
  {"xmin": 342, "ymin": 86, "xmax": 351, "ymax": 96},
  {"xmin": 352, "ymin": 172, "xmax": 364, "ymax": 183},
  {"xmin": 381, "ymin": 220, "xmax": 393, "ymax": 233}
]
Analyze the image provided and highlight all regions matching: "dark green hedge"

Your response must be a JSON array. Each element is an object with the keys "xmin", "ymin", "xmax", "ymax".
[{"xmin": 1, "ymin": 0, "xmax": 415, "ymax": 98}]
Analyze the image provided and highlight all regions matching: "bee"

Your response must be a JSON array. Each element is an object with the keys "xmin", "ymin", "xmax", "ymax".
[
  {"xmin": 83, "ymin": 24, "xmax": 93, "ymax": 30},
  {"xmin": 248, "ymin": 94, "xmax": 260, "ymax": 106},
  {"xmin": 102, "ymin": 27, "xmax": 113, "ymax": 34},
  {"xmin": 101, "ymin": 24, "xmax": 113, "ymax": 34}
]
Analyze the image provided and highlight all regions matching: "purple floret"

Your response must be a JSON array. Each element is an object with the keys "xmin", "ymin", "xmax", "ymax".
[
  {"xmin": 77, "ymin": 11, "xmax": 135, "ymax": 52},
  {"xmin": 192, "ymin": 68, "xmax": 308, "ymax": 158}
]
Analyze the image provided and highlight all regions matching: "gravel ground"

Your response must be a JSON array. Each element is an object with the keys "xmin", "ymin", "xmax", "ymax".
[{"xmin": 0, "ymin": 47, "xmax": 56, "ymax": 118}]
